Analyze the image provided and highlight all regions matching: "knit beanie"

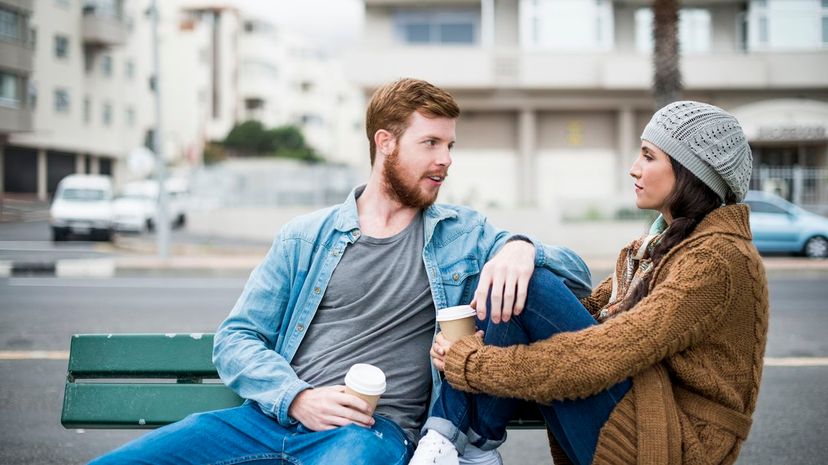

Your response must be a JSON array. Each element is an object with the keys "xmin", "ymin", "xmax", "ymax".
[{"xmin": 641, "ymin": 101, "xmax": 752, "ymax": 202}]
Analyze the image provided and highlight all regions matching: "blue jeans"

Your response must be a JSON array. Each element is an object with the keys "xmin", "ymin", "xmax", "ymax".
[
  {"xmin": 424, "ymin": 268, "xmax": 632, "ymax": 465},
  {"xmin": 89, "ymin": 401, "xmax": 414, "ymax": 465}
]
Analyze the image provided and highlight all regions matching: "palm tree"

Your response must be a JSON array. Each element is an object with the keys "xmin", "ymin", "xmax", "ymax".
[{"xmin": 652, "ymin": 0, "xmax": 682, "ymax": 109}]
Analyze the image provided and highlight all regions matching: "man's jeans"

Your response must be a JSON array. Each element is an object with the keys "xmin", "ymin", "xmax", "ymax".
[
  {"xmin": 425, "ymin": 268, "xmax": 632, "ymax": 465},
  {"xmin": 89, "ymin": 401, "xmax": 414, "ymax": 465}
]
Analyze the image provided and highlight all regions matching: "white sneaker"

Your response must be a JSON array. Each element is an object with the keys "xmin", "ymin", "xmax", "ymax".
[
  {"xmin": 409, "ymin": 430, "xmax": 459, "ymax": 465},
  {"xmin": 459, "ymin": 444, "xmax": 503, "ymax": 465}
]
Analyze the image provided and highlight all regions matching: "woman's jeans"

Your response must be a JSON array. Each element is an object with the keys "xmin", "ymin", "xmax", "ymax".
[
  {"xmin": 89, "ymin": 401, "xmax": 414, "ymax": 465},
  {"xmin": 424, "ymin": 268, "xmax": 632, "ymax": 465}
]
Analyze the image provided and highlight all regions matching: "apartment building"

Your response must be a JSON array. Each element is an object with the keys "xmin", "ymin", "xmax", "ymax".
[
  {"xmin": 346, "ymin": 0, "xmax": 828, "ymax": 211},
  {"xmin": 237, "ymin": 18, "xmax": 364, "ymax": 165},
  {"xmin": 1, "ymin": 0, "xmax": 364, "ymax": 200},
  {"xmin": 1, "ymin": 0, "xmax": 155, "ymax": 199}
]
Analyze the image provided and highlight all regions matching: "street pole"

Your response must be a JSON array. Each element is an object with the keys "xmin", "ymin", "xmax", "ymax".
[{"xmin": 151, "ymin": 0, "xmax": 170, "ymax": 259}]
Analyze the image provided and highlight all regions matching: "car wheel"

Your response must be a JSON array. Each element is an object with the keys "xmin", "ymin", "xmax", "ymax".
[
  {"xmin": 803, "ymin": 236, "xmax": 828, "ymax": 259},
  {"xmin": 52, "ymin": 227, "xmax": 65, "ymax": 242}
]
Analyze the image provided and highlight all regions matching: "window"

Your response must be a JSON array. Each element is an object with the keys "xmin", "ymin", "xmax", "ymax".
[
  {"xmin": 126, "ymin": 106, "xmax": 135, "ymax": 127},
  {"xmin": 83, "ymin": 97, "xmax": 91, "ymax": 123},
  {"xmin": 125, "ymin": 59, "xmax": 134, "ymax": 79},
  {"xmin": 635, "ymin": 8, "xmax": 711, "ymax": 53},
  {"xmin": 745, "ymin": 201, "xmax": 787, "ymax": 215},
  {"xmin": 395, "ymin": 8, "xmax": 479, "ymax": 45},
  {"xmin": 823, "ymin": 16, "xmax": 828, "ymax": 44},
  {"xmin": 101, "ymin": 55, "xmax": 112, "ymax": 77},
  {"xmin": 54, "ymin": 88, "xmax": 70, "ymax": 113},
  {"xmin": 28, "ymin": 80, "xmax": 36, "ymax": 109},
  {"xmin": 102, "ymin": 101, "xmax": 112, "ymax": 126},
  {"xmin": 757, "ymin": 15, "xmax": 768, "ymax": 45},
  {"xmin": 0, "ymin": 72, "xmax": 20, "ymax": 108},
  {"xmin": 521, "ymin": 0, "xmax": 613, "ymax": 51},
  {"xmin": 54, "ymin": 35, "xmax": 69, "ymax": 59},
  {"xmin": 29, "ymin": 27, "xmax": 36, "ymax": 48},
  {"xmin": 0, "ymin": 7, "xmax": 22, "ymax": 41}
]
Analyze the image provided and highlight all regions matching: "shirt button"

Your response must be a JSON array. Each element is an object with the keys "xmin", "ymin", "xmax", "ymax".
[
  {"xmin": 353, "ymin": 230, "xmax": 361, "ymax": 239},
  {"xmin": 599, "ymin": 309, "xmax": 609, "ymax": 319},
  {"xmin": 314, "ymin": 287, "xmax": 321, "ymax": 294},
  {"xmin": 452, "ymin": 273, "xmax": 460, "ymax": 281},
  {"xmin": 332, "ymin": 250, "xmax": 340, "ymax": 257},
  {"xmin": 296, "ymin": 324, "xmax": 305, "ymax": 332}
]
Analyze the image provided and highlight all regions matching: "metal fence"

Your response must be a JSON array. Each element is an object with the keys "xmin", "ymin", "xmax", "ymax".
[{"xmin": 750, "ymin": 166, "xmax": 828, "ymax": 215}]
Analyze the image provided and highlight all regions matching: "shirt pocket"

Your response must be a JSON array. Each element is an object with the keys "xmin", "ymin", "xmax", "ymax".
[{"xmin": 440, "ymin": 257, "xmax": 480, "ymax": 303}]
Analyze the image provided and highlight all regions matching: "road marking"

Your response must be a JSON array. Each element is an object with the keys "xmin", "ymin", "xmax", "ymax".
[
  {"xmin": 0, "ymin": 350, "xmax": 70, "ymax": 360},
  {"xmin": 1, "ymin": 350, "xmax": 827, "ymax": 367},
  {"xmin": 764, "ymin": 357, "xmax": 828, "ymax": 367}
]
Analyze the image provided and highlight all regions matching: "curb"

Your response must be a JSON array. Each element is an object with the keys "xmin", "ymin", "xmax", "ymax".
[
  {"xmin": 2, "ymin": 256, "xmax": 828, "ymax": 278},
  {"xmin": 0, "ymin": 259, "xmax": 115, "ymax": 278}
]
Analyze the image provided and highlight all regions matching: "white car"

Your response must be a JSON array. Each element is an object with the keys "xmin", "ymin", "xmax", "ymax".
[
  {"xmin": 112, "ymin": 179, "xmax": 189, "ymax": 233},
  {"xmin": 49, "ymin": 174, "xmax": 114, "ymax": 241}
]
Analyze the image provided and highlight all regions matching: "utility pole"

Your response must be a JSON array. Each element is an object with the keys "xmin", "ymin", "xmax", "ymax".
[{"xmin": 150, "ymin": 0, "xmax": 170, "ymax": 259}]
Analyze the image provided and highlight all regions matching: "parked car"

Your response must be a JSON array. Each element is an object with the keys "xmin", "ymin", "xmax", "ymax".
[
  {"xmin": 49, "ymin": 174, "xmax": 114, "ymax": 241},
  {"xmin": 744, "ymin": 190, "xmax": 828, "ymax": 258},
  {"xmin": 112, "ymin": 179, "xmax": 189, "ymax": 233}
]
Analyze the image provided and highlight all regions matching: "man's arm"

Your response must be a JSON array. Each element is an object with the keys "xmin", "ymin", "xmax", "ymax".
[
  {"xmin": 473, "ymin": 223, "xmax": 592, "ymax": 323},
  {"xmin": 213, "ymin": 233, "xmax": 374, "ymax": 430},
  {"xmin": 212, "ymin": 233, "xmax": 310, "ymax": 426}
]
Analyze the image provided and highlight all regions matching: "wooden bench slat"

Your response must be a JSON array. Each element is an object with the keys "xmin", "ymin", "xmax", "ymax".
[
  {"xmin": 68, "ymin": 334, "xmax": 218, "ymax": 378},
  {"xmin": 61, "ymin": 383, "xmax": 243, "ymax": 429}
]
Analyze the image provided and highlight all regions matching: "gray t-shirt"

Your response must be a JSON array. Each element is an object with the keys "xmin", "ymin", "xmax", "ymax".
[{"xmin": 291, "ymin": 213, "xmax": 435, "ymax": 441}]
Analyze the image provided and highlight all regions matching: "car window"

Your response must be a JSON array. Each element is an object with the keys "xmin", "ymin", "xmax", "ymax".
[
  {"xmin": 746, "ymin": 201, "xmax": 788, "ymax": 215},
  {"xmin": 59, "ymin": 188, "xmax": 107, "ymax": 201}
]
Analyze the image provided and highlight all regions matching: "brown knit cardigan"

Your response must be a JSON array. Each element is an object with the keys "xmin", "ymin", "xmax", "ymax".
[{"xmin": 444, "ymin": 204, "xmax": 769, "ymax": 465}]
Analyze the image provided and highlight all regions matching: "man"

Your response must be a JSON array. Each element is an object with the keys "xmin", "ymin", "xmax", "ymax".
[{"xmin": 90, "ymin": 78, "xmax": 591, "ymax": 465}]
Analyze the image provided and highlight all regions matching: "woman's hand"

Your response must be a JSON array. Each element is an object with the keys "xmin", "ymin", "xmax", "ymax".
[{"xmin": 431, "ymin": 330, "xmax": 484, "ymax": 372}]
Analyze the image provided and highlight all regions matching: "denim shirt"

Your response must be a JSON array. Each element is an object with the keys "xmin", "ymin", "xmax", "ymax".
[{"xmin": 213, "ymin": 186, "xmax": 592, "ymax": 426}]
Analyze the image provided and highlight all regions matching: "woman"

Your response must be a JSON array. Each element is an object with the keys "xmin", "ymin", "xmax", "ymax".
[{"xmin": 410, "ymin": 101, "xmax": 769, "ymax": 465}]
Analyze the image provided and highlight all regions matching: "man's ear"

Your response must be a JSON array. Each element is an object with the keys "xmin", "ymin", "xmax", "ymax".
[{"xmin": 374, "ymin": 129, "xmax": 396, "ymax": 160}]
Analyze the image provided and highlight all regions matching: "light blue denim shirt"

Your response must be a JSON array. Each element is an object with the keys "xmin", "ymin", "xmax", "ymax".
[{"xmin": 213, "ymin": 186, "xmax": 592, "ymax": 426}]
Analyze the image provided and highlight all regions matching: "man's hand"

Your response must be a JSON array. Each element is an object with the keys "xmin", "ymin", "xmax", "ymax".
[
  {"xmin": 288, "ymin": 385, "xmax": 375, "ymax": 431},
  {"xmin": 472, "ymin": 240, "xmax": 535, "ymax": 324},
  {"xmin": 431, "ymin": 330, "xmax": 483, "ymax": 371}
]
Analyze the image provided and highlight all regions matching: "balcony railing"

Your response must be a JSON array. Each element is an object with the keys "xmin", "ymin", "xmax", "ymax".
[
  {"xmin": 345, "ymin": 47, "xmax": 828, "ymax": 91},
  {"xmin": 81, "ymin": 2, "xmax": 126, "ymax": 47}
]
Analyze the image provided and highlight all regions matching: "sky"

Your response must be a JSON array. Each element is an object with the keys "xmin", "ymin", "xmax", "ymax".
[{"xmin": 223, "ymin": 0, "xmax": 365, "ymax": 52}]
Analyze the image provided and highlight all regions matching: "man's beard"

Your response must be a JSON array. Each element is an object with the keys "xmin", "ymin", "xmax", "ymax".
[{"xmin": 382, "ymin": 147, "xmax": 443, "ymax": 209}]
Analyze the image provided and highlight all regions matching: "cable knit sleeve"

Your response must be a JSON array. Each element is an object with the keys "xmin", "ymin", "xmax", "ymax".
[
  {"xmin": 580, "ymin": 275, "xmax": 612, "ymax": 317},
  {"xmin": 443, "ymin": 245, "xmax": 733, "ymax": 404}
]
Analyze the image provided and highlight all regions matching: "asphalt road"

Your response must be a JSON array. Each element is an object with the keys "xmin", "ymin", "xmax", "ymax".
[{"xmin": 1, "ymin": 274, "xmax": 827, "ymax": 464}]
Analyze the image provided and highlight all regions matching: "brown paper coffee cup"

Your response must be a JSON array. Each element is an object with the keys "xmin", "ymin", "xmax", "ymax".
[{"xmin": 437, "ymin": 305, "xmax": 478, "ymax": 342}]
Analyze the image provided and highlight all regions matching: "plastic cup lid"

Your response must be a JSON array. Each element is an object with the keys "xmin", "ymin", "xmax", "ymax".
[
  {"xmin": 344, "ymin": 363, "xmax": 386, "ymax": 395},
  {"xmin": 436, "ymin": 305, "xmax": 476, "ymax": 322}
]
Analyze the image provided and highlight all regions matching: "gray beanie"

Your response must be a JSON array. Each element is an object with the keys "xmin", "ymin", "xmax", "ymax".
[{"xmin": 641, "ymin": 100, "xmax": 752, "ymax": 202}]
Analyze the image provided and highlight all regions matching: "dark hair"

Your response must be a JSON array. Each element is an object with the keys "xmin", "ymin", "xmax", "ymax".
[{"xmin": 618, "ymin": 157, "xmax": 738, "ymax": 311}]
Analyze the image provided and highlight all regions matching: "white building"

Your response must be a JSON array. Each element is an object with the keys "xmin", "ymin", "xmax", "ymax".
[
  {"xmin": 1, "ymin": 0, "xmax": 154, "ymax": 199},
  {"xmin": 346, "ymin": 0, "xmax": 828, "ymax": 212},
  {"xmin": 1, "ymin": 0, "xmax": 365, "ymax": 200}
]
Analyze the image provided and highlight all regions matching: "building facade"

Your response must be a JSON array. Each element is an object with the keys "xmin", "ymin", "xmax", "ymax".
[
  {"xmin": 346, "ymin": 0, "xmax": 828, "ymax": 213},
  {"xmin": 1, "ymin": 0, "xmax": 364, "ymax": 200}
]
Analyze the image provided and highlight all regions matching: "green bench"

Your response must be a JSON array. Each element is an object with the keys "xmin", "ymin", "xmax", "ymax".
[{"xmin": 61, "ymin": 333, "xmax": 544, "ymax": 430}]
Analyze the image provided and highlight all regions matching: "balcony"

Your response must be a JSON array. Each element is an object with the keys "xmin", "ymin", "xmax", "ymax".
[
  {"xmin": 81, "ymin": 4, "xmax": 126, "ymax": 47},
  {"xmin": 0, "ymin": 40, "xmax": 33, "ymax": 74},
  {"xmin": 0, "ymin": 104, "xmax": 32, "ymax": 133},
  {"xmin": 345, "ymin": 47, "xmax": 828, "ymax": 91}
]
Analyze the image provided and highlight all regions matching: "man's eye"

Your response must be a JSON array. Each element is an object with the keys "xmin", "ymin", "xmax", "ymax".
[{"xmin": 425, "ymin": 140, "xmax": 436, "ymax": 146}]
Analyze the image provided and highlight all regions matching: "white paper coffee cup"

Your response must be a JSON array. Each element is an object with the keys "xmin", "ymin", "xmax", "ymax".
[
  {"xmin": 344, "ymin": 363, "xmax": 386, "ymax": 411},
  {"xmin": 437, "ymin": 305, "xmax": 477, "ymax": 342}
]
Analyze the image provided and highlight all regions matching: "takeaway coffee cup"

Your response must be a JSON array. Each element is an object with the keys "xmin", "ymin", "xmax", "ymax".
[
  {"xmin": 437, "ymin": 305, "xmax": 477, "ymax": 342},
  {"xmin": 344, "ymin": 363, "xmax": 387, "ymax": 411}
]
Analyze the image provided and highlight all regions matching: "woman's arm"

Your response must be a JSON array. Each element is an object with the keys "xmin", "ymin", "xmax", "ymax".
[
  {"xmin": 443, "ymin": 246, "xmax": 733, "ymax": 404},
  {"xmin": 580, "ymin": 275, "xmax": 612, "ymax": 317}
]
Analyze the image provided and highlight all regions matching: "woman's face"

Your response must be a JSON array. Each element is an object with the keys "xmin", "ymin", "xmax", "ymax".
[{"xmin": 629, "ymin": 140, "xmax": 676, "ymax": 220}]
